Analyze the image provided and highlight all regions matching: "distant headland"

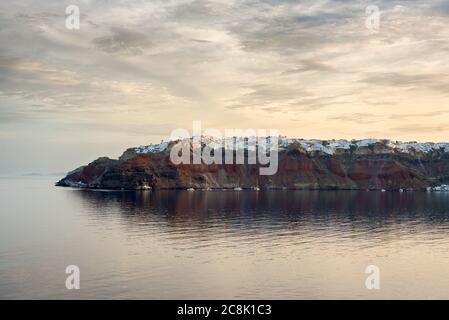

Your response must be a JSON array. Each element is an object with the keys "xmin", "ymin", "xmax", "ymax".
[{"xmin": 56, "ymin": 137, "xmax": 449, "ymax": 191}]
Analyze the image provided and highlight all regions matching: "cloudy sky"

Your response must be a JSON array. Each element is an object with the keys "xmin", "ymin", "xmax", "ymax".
[{"xmin": 1, "ymin": 0, "xmax": 449, "ymax": 174}]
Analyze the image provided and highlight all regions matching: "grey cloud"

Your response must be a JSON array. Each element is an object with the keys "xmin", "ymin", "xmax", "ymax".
[
  {"xmin": 282, "ymin": 59, "xmax": 336, "ymax": 74},
  {"xmin": 226, "ymin": 83, "xmax": 351, "ymax": 112},
  {"xmin": 93, "ymin": 27, "xmax": 152, "ymax": 55},
  {"xmin": 228, "ymin": 1, "xmax": 362, "ymax": 55},
  {"xmin": 429, "ymin": 0, "xmax": 449, "ymax": 15},
  {"xmin": 225, "ymin": 84, "xmax": 309, "ymax": 111},
  {"xmin": 169, "ymin": 0, "xmax": 232, "ymax": 22},
  {"xmin": 291, "ymin": 95, "xmax": 352, "ymax": 111},
  {"xmin": 15, "ymin": 12, "xmax": 60, "ymax": 25},
  {"xmin": 361, "ymin": 72, "xmax": 449, "ymax": 95},
  {"xmin": 362, "ymin": 72, "xmax": 442, "ymax": 87}
]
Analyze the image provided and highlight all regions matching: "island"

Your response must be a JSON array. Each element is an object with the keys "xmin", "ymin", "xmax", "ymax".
[{"xmin": 56, "ymin": 137, "xmax": 449, "ymax": 191}]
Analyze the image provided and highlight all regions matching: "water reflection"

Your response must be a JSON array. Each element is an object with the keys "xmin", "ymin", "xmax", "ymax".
[
  {"xmin": 70, "ymin": 189, "xmax": 449, "ymax": 229},
  {"xmin": 63, "ymin": 189, "xmax": 449, "ymax": 265}
]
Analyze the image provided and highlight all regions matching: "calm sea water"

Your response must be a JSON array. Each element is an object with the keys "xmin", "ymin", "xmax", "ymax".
[{"xmin": 2, "ymin": 176, "xmax": 449, "ymax": 299}]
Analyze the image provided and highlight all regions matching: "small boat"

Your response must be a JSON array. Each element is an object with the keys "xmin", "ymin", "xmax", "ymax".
[
  {"xmin": 381, "ymin": 189, "xmax": 386, "ymax": 192},
  {"xmin": 186, "ymin": 188, "xmax": 195, "ymax": 191},
  {"xmin": 233, "ymin": 187, "xmax": 243, "ymax": 191}
]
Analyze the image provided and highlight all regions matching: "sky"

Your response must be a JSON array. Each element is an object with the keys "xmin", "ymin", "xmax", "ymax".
[{"xmin": 1, "ymin": 0, "xmax": 449, "ymax": 174}]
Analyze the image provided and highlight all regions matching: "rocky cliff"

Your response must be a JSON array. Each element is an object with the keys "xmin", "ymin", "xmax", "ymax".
[{"xmin": 56, "ymin": 138, "xmax": 449, "ymax": 191}]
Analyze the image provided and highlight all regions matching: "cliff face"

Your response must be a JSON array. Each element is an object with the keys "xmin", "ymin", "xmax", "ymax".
[{"xmin": 56, "ymin": 138, "xmax": 449, "ymax": 191}]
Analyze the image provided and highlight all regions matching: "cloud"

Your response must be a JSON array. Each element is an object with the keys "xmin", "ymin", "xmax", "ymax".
[
  {"xmin": 282, "ymin": 59, "xmax": 336, "ymax": 74},
  {"xmin": 92, "ymin": 27, "xmax": 151, "ymax": 55},
  {"xmin": 390, "ymin": 123, "xmax": 449, "ymax": 134},
  {"xmin": 0, "ymin": 56, "xmax": 81, "ymax": 86},
  {"xmin": 361, "ymin": 72, "xmax": 449, "ymax": 94},
  {"xmin": 328, "ymin": 113, "xmax": 384, "ymax": 124},
  {"xmin": 389, "ymin": 110, "xmax": 449, "ymax": 120}
]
